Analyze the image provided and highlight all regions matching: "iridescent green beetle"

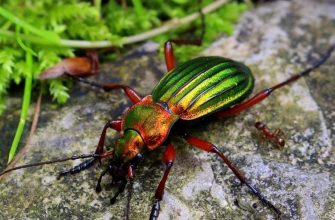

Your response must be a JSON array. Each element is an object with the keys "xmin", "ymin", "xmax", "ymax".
[
  {"xmin": 153, "ymin": 56, "xmax": 254, "ymax": 120},
  {"xmin": 2, "ymin": 42, "xmax": 334, "ymax": 220}
]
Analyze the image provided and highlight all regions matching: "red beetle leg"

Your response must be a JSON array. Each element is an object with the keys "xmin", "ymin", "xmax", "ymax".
[
  {"xmin": 217, "ymin": 44, "xmax": 335, "ymax": 118},
  {"xmin": 150, "ymin": 143, "xmax": 176, "ymax": 220},
  {"xmin": 182, "ymin": 133, "xmax": 281, "ymax": 216},
  {"xmin": 155, "ymin": 143, "xmax": 176, "ymax": 200},
  {"xmin": 164, "ymin": 41, "xmax": 176, "ymax": 71},
  {"xmin": 95, "ymin": 119, "xmax": 122, "ymax": 155},
  {"xmin": 216, "ymin": 89, "xmax": 273, "ymax": 118},
  {"xmin": 127, "ymin": 165, "xmax": 134, "ymax": 180},
  {"xmin": 163, "ymin": 7, "xmax": 205, "ymax": 72},
  {"xmin": 164, "ymin": 38, "xmax": 203, "ymax": 72},
  {"xmin": 102, "ymin": 84, "xmax": 142, "ymax": 103},
  {"xmin": 70, "ymin": 76, "xmax": 142, "ymax": 104}
]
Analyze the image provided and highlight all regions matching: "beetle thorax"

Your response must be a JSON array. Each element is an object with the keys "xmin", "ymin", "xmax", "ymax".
[{"xmin": 121, "ymin": 96, "xmax": 179, "ymax": 151}]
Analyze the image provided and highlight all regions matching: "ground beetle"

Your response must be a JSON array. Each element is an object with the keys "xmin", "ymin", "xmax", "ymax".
[{"xmin": 1, "ymin": 41, "xmax": 334, "ymax": 219}]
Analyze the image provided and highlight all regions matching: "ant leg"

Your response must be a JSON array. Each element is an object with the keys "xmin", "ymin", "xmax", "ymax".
[
  {"xmin": 58, "ymin": 119, "xmax": 121, "ymax": 178},
  {"xmin": 216, "ymin": 44, "xmax": 335, "ymax": 118},
  {"xmin": 182, "ymin": 133, "xmax": 281, "ymax": 216},
  {"xmin": 150, "ymin": 143, "xmax": 176, "ymax": 220}
]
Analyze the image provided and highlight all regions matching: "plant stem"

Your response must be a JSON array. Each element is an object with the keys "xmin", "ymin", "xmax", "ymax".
[
  {"xmin": 0, "ymin": 6, "xmax": 60, "ymax": 44},
  {"xmin": 63, "ymin": 0, "xmax": 228, "ymax": 48},
  {"xmin": 5, "ymin": 91, "xmax": 42, "ymax": 170},
  {"xmin": 94, "ymin": 0, "xmax": 101, "ymax": 19},
  {"xmin": 0, "ymin": 0, "xmax": 228, "ymax": 48},
  {"xmin": 8, "ymin": 44, "xmax": 33, "ymax": 163},
  {"xmin": 0, "ymin": 30, "xmax": 58, "ymax": 45}
]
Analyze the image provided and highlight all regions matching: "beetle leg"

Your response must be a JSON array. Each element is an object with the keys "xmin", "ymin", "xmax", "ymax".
[
  {"xmin": 182, "ymin": 133, "xmax": 281, "ymax": 216},
  {"xmin": 150, "ymin": 143, "xmax": 176, "ymax": 220},
  {"xmin": 164, "ymin": 6, "xmax": 205, "ymax": 72},
  {"xmin": 95, "ymin": 119, "xmax": 122, "ymax": 155},
  {"xmin": 68, "ymin": 76, "xmax": 142, "ymax": 103},
  {"xmin": 96, "ymin": 167, "xmax": 109, "ymax": 192},
  {"xmin": 125, "ymin": 177, "xmax": 134, "ymax": 220},
  {"xmin": 57, "ymin": 120, "xmax": 120, "ymax": 178},
  {"xmin": 164, "ymin": 37, "xmax": 204, "ymax": 72},
  {"xmin": 164, "ymin": 41, "xmax": 176, "ymax": 71},
  {"xmin": 217, "ymin": 44, "xmax": 335, "ymax": 118},
  {"xmin": 164, "ymin": 38, "xmax": 203, "ymax": 71},
  {"xmin": 102, "ymin": 84, "xmax": 142, "ymax": 103},
  {"xmin": 111, "ymin": 178, "xmax": 128, "ymax": 204}
]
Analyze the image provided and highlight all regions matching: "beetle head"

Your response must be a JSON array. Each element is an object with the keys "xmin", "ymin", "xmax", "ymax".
[
  {"xmin": 95, "ymin": 130, "xmax": 145, "ymax": 203},
  {"xmin": 107, "ymin": 158, "xmax": 127, "ymax": 185},
  {"xmin": 114, "ymin": 129, "xmax": 145, "ymax": 163},
  {"xmin": 105, "ymin": 129, "xmax": 145, "ymax": 183}
]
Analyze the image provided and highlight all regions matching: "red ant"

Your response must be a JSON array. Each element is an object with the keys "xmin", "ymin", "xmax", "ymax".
[{"xmin": 254, "ymin": 121, "xmax": 285, "ymax": 150}]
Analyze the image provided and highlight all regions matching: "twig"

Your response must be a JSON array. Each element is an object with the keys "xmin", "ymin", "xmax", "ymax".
[
  {"xmin": 62, "ymin": 0, "xmax": 228, "ymax": 48},
  {"xmin": 0, "ymin": 0, "xmax": 228, "ymax": 48}
]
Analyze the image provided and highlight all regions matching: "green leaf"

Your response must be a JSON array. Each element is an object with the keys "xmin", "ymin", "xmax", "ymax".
[
  {"xmin": 49, "ymin": 3, "xmax": 99, "ymax": 23},
  {"xmin": 0, "ymin": 6, "xmax": 61, "ymax": 44},
  {"xmin": 172, "ymin": 0, "xmax": 189, "ymax": 5},
  {"xmin": 49, "ymin": 79, "xmax": 70, "ymax": 104},
  {"xmin": 0, "ymin": 48, "xmax": 20, "ymax": 74},
  {"xmin": 0, "ymin": 96, "xmax": 5, "ymax": 115},
  {"xmin": 13, "ymin": 61, "xmax": 27, "ymax": 84}
]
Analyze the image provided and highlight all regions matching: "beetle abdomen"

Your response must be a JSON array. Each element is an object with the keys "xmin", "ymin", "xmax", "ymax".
[{"xmin": 152, "ymin": 57, "xmax": 254, "ymax": 120}]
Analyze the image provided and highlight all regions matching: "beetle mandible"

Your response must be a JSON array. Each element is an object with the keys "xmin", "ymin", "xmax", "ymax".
[{"xmin": 1, "ymin": 41, "xmax": 334, "ymax": 219}]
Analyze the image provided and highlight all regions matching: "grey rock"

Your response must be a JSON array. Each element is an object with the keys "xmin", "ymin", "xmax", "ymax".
[{"xmin": 0, "ymin": 0, "xmax": 334, "ymax": 219}]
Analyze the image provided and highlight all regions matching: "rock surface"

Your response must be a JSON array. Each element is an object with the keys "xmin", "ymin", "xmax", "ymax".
[{"xmin": 0, "ymin": 0, "xmax": 334, "ymax": 219}]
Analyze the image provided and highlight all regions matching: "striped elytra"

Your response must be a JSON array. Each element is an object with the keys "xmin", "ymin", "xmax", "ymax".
[{"xmin": 152, "ymin": 57, "xmax": 254, "ymax": 120}]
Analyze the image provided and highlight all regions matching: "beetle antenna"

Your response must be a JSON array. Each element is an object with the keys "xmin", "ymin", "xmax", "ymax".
[
  {"xmin": 0, "ymin": 153, "xmax": 101, "ymax": 177},
  {"xmin": 272, "ymin": 43, "xmax": 335, "ymax": 91}
]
